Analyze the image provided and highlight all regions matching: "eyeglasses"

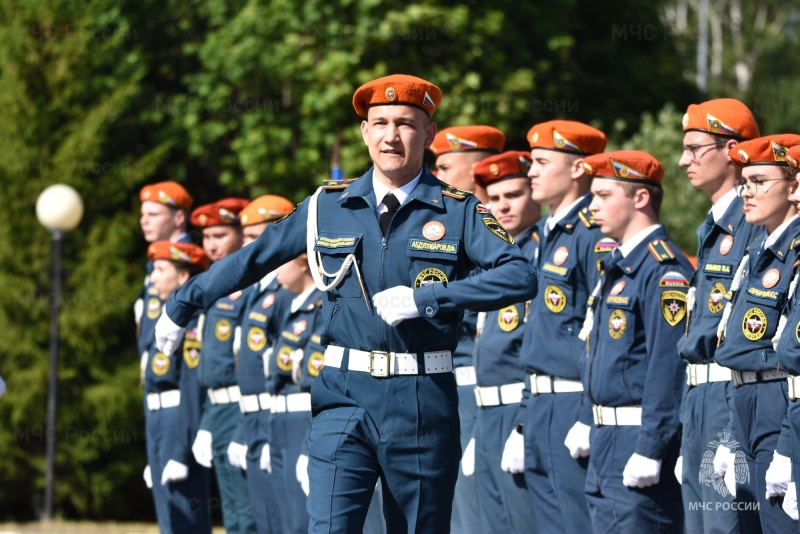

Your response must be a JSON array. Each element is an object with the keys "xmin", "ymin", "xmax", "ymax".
[
  {"xmin": 735, "ymin": 177, "xmax": 792, "ymax": 197},
  {"xmin": 682, "ymin": 140, "xmax": 728, "ymax": 161}
]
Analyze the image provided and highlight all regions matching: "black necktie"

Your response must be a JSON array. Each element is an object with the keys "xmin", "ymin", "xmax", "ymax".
[{"xmin": 380, "ymin": 193, "xmax": 400, "ymax": 236}]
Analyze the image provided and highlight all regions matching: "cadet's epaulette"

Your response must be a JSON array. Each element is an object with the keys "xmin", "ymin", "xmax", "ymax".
[
  {"xmin": 791, "ymin": 237, "xmax": 800, "ymax": 250},
  {"xmin": 438, "ymin": 181, "xmax": 470, "ymax": 200},
  {"xmin": 577, "ymin": 208, "xmax": 598, "ymax": 228},
  {"xmin": 321, "ymin": 178, "xmax": 358, "ymax": 190},
  {"xmin": 647, "ymin": 239, "xmax": 676, "ymax": 263}
]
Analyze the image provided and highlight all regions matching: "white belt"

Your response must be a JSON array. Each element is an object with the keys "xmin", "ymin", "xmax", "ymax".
[
  {"xmin": 207, "ymin": 385, "xmax": 242, "ymax": 405},
  {"xmin": 789, "ymin": 376, "xmax": 800, "ymax": 401},
  {"xmin": 454, "ymin": 366, "xmax": 477, "ymax": 386},
  {"xmin": 530, "ymin": 373, "xmax": 584, "ymax": 394},
  {"xmin": 592, "ymin": 405, "xmax": 642, "ymax": 426},
  {"xmin": 474, "ymin": 383, "xmax": 525, "ymax": 407},
  {"xmin": 686, "ymin": 362, "xmax": 732, "ymax": 387},
  {"xmin": 271, "ymin": 393, "xmax": 312, "ymax": 414},
  {"xmin": 146, "ymin": 390, "xmax": 181, "ymax": 411},
  {"xmin": 324, "ymin": 346, "xmax": 452, "ymax": 377},
  {"xmin": 239, "ymin": 393, "xmax": 273, "ymax": 413},
  {"xmin": 732, "ymin": 369, "xmax": 789, "ymax": 387}
]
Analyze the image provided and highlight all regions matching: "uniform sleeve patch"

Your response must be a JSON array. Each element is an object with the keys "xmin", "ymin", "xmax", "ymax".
[
  {"xmin": 661, "ymin": 290, "xmax": 687, "ymax": 326},
  {"xmin": 594, "ymin": 237, "xmax": 617, "ymax": 253},
  {"xmin": 476, "ymin": 204, "xmax": 491, "ymax": 214},
  {"xmin": 648, "ymin": 240, "xmax": 676, "ymax": 263},
  {"xmin": 481, "ymin": 217, "xmax": 515, "ymax": 244},
  {"xmin": 659, "ymin": 271, "xmax": 690, "ymax": 288}
]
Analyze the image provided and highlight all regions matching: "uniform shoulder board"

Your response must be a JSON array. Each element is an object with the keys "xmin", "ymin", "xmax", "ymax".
[
  {"xmin": 437, "ymin": 180, "xmax": 470, "ymax": 200},
  {"xmin": 647, "ymin": 239, "xmax": 676, "ymax": 263},
  {"xmin": 791, "ymin": 237, "xmax": 800, "ymax": 250},
  {"xmin": 531, "ymin": 227, "xmax": 540, "ymax": 243},
  {"xmin": 321, "ymin": 178, "xmax": 357, "ymax": 190},
  {"xmin": 577, "ymin": 208, "xmax": 598, "ymax": 228}
]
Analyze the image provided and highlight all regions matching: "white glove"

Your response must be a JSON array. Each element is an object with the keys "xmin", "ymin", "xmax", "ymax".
[
  {"xmin": 784, "ymin": 482, "xmax": 799, "ymax": 520},
  {"xmin": 723, "ymin": 460, "xmax": 737, "ymax": 497},
  {"xmin": 263, "ymin": 347, "xmax": 273, "ymax": 379},
  {"xmin": 500, "ymin": 430, "xmax": 525, "ymax": 474},
  {"xmin": 160, "ymin": 460, "xmax": 189, "ymax": 485},
  {"xmin": 260, "ymin": 444, "xmax": 272, "ymax": 473},
  {"xmin": 564, "ymin": 421, "xmax": 591, "ymax": 459},
  {"xmin": 622, "ymin": 453, "xmax": 662, "ymax": 488},
  {"xmin": 233, "ymin": 325, "xmax": 242, "ymax": 359},
  {"xmin": 134, "ymin": 298, "xmax": 144, "ymax": 327},
  {"xmin": 296, "ymin": 454, "xmax": 310, "ymax": 496},
  {"xmin": 461, "ymin": 438, "xmax": 475, "ymax": 477},
  {"xmin": 155, "ymin": 311, "xmax": 185, "ymax": 357},
  {"xmin": 192, "ymin": 430, "xmax": 213, "ymax": 468},
  {"xmin": 143, "ymin": 465, "xmax": 152, "ymax": 489},
  {"xmin": 674, "ymin": 456, "xmax": 683, "ymax": 485},
  {"xmin": 713, "ymin": 445, "xmax": 732, "ymax": 477},
  {"xmin": 227, "ymin": 441, "xmax": 248, "ymax": 471},
  {"xmin": 765, "ymin": 451, "xmax": 792, "ymax": 499},
  {"xmin": 372, "ymin": 286, "xmax": 420, "ymax": 326}
]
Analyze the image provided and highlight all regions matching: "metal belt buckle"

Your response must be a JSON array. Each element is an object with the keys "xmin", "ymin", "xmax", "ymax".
[
  {"xmin": 369, "ymin": 351, "xmax": 391, "ymax": 378},
  {"xmin": 732, "ymin": 370, "xmax": 744, "ymax": 387},
  {"xmin": 592, "ymin": 405, "xmax": 603, "ymax": 426}
]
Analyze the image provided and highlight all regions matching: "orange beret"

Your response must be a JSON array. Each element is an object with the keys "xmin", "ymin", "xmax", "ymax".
[
  {"xmin": 682, "ymin": 98, "xmax": 760, "ymax": 140},
  {"xmin": 527, "ymin": 120, "xmax": 607, "ymax": 155},
  {"xmin": 147, "ymin": 241, "xmax": 209, "ymax": 271},
  {"xmin": 473, "ymin": 151, "xmax": 532, "ymax": 187},
  {"xmin": 353, "ymin": 74, "xmax": 442, "ymax": 118},
  {"xmin": 582, "ymin": 150, "xmax": 664, "ymax": 186},
  {"xmin": 239, "ymin": 195, "xmax": 295, "ymax": 226},
  {"xmin": 787, "ymin": 146, "xmax": 800, "ymax": 170},
  {"xmin": 731, "ymin": 134, "xmax": 800, "ymax": 167},
  {"xmin": 190, "ymin": 198, "xmax": 250, "ymax": 227},
  {"xmin": 139, "ymin": 181, "xmax": 193, "ymax": 210},
  {"xmin": 429, "ymin": 126, "xmax": 505, "ymax": 157}
]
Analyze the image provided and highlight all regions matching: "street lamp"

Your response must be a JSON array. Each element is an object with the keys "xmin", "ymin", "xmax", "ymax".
[{"xmin": 35, "ymin": 184, "xmax": 84, "ymax": 520}]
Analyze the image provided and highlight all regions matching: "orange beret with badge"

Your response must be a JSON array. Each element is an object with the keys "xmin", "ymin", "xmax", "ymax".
[
  {"xmin": 730, "ymin": 134, "xmax": 800, "ymax": 167},
  {"xmin": 148, "ymin": 241, "xmax": 210, "ymax": 271},
  {"xmin": 527, "ymin": 120, "xmax": 607, "ymax": 155},
  {"xmin": 140, "ymin": 181, "xmax": 193, "ymax": 210},
  {"xmin": 582, "ymin": 150, "xmax": 664, "ymax": 187},
  {"xmin": 429, "ymin": 126, "xmax": 505, "ymax": 157},
  {"xmin": 473, "ymin": 151, "xmax": 532, "ymax": 187},
  {"xmin": 190, "ymin": 198, "xmax": 250, "ymax": 227},
  {"xmin": 786, "ymin": 145, "xmax": 800, "ymax": 170},
  {"xmin": 353, "ymin": 74, "xmax": 442, "ymax": 118},
  {"xmin": 682, "ymin": 98, "xmax": 760, "ymax": 140},
  {"xmin": 239, "ymin": 195, "xmax": 295, "ymax": 226}
]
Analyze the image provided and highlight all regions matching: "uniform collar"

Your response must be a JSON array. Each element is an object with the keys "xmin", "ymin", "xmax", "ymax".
[
  {"xmin": 710, "ymin": 188, "xmax": 738, "ymax": 222},
  {"xmin": 546, "ymin": 194, "xmax": 592, "ymax": 232},
  {"xmin": 715, "ymin": 194, "xmax": 749, "ymax": 236},
  {"xmin": 373, "ymin": 171, "xmax": 421, "ymax": 207},
  {"xmin": 515, "ymin": 222, "xmax": 537, "ymax": 248},
  {"xmin": 290, "ymin": 285, "xmax": 320, "ymax": 314},
  {"xmin": 259, "ymin": 271, "xmax": 277, "ymax": 291},
  {"xmin": 616, "ymin": 225, "xmax": 667, "ymax": 274},
  {"xmin": 762, "ymin": 214, "xmax": 800, "ymax": 261},
  {"xmin": 338, "ymin": 167, "xmax": 445, "ymax": 210}
]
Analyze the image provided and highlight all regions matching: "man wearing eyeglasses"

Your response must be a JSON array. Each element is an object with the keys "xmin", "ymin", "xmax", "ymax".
[{"xmin": 676, "ymin": 99, "xmax": 760, "ymax": 533}]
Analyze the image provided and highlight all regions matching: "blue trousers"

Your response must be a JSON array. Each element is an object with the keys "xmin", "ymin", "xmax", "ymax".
[
  {"xmin": 270, "ymin": 409, "xmax": 312, "ymax": 534},
  {"xmin": 451, "ymin": 383, "xmax": 481, "ymax": 534},
  {"xmin": 788, "ymin": 399, "xmax": 800, "ymax": 532},
  {"xmin": 307, "ymin": 366, "xmax": 460, "ymax": 533},
  {"xmin": 585, "ymin": 425, "xmax": 684, "ymax": 533},
  {"xmin": 731, "ymin": 380, "xmax": 796, "ymax": 533},
  {"xmin": 524, "ymin": 392, "xmax": 591, "ymax": 533},
  {"xmin": 243, "ymin": 410, "xmax": 283, "ymax": 534},
  {"xmin": 145, "ymin": 407, "xmax": 211, "ymax": 534},
  {"xmin": 680, "ymin": 381, "xmax": 742, "ymax": 533},
  {"xmin": 475, "ymin": 403, "xmax": 536, "ymax": 534},
  {"xmin": 207, "ymin": 402, "xmax": 257, "ymax": 534}
]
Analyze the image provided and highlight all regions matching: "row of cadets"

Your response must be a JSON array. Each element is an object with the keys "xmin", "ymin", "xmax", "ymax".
[
  {"xmin": 468, "ymin": 150, "xmax": 540, "ymax": 533},
  {"xmin": 581, "ymin": 150, "xmax": 695, "ymax": 531},
  {"xmin": 510, "ymin": 120, "xmax": 609, "ymax": 534},
  {"xmin": 189, "ymin": 197, "xmax": 258, "ymax": 534},
  {"xmin": 428, "ymin": 124, "xmax": 506, "ymax": 534},
  {"xmin": 229, "ymin": 195, "xmax": 297, "ymax": 534},
  {"xmin": 675, "ymin": 98, "xmax": 761, "ymax": 533},
  {"xmin": 713, "ymin": 133, "xmax": 800, "ymax": 532},
  {"xmin": 142, "ymin": 241, "xmax": 212, "ymax": 533}
]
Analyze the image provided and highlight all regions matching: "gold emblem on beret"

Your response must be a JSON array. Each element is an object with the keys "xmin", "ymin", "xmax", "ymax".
[
  {"xmin": 583, "ymin": 162, "xmax": 593, "ymax": 174},
  {"xmin": 489, "ymin": 163, "xmax": 500, "ymax": 176},
  {"xmin": 385, "ymin": 87, "xmax": 396, "ymax": 102},
  {"xmin": 772, "ymin": 141, "xmax": 788, "ymax": 162},
  {"xmin": 681, "ymin": 113, "xmax": 689, "ymax": 128},
  {"xmin": 738, "ymin": 150, "xmax": 749, "ymax": 164},
  {"xmin": 532, "ymin": 132, "xmax": 539, "ymax": 143},
  {"xmin": 788, "ymin": 155, "xmax": 799, "ymax": 169}
]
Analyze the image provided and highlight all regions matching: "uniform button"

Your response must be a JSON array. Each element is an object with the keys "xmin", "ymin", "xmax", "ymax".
[{"xmin": 425, "ymin": 306, "xmax": 434, "ymax": 316}]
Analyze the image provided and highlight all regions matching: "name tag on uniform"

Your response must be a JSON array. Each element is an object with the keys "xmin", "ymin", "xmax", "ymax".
[
  {"xmin": 408, "ymin": 238, "xmax": 458, "ymax": 255},
  {"xmin": 703, "ymin": 263, "xmax": 733, "ymax": 276}
]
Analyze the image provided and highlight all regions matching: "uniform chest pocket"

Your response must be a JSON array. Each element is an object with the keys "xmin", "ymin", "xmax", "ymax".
[
  {"xmin": 407, "ymin": 237, "xmax": 459, "ymax": 289},
  {"xmin": 313, "ymin": 232, "xmax": 363, "ymax": 298}
]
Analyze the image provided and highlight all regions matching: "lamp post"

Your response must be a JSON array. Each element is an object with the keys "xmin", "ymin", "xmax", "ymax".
[{"xmin": 35, "ymin": 184, "xmax": 84, "ymax": 520}]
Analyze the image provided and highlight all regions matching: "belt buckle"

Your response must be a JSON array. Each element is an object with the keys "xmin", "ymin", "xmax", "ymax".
[
  {"xmin": 369, "ymin": 351, "xmax": 391, "ymax": 378},
  {"xmin": 732, "ymin": 370, "xmax": 743, "ymax": 387},
  {"xmin": 592, "ymin": 405, "xmax": 603, "ymax": 426}
]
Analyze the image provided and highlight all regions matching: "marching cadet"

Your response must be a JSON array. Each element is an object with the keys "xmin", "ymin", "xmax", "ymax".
[
  {"xmin": 232, "ymin": 195, "xmax": 296, "ymax": 534},
  {"xmin": 773, "ymin": 145, "xmax": 800, "ymax": 523},
  {"xmin": 675, "ymin": 98, "xmax": 760, "ymax": 533},
  {"xmin": 137, "ymin": 182, "xmax": 193, "ymax": 368},
  {"xmin": 509, "ymin": 120, "xmax": 608, "ymax": 533},
  {"xmin": 143, "ymin": 241, "xmax": 211, "ymax": 534},
  {"xmin": 428, "ymin": 124, "xmax": 505, "ymax": 534},
  {"xmin": 581, "ymin": 150, "xmax": 693, "ymax": 531},
  {"xmin": 468, "ymin": 151, "xmax": 539, "ymax": 533},
  {"xmin": 190, "ymin": 197, "xmax": 257, "ymax": 534},
  {"xmin": 714, "ymin": 134, "xmax": 800, "ymax": 533},
  {"xmin": 156, "ymin": 74, "xmax": 537, "ymax": 532}
]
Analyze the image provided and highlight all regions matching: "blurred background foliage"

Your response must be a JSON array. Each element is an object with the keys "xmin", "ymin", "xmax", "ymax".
[{"xmin": 0, "ymin": 0, "xmax": 797, "ymax": 521}]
